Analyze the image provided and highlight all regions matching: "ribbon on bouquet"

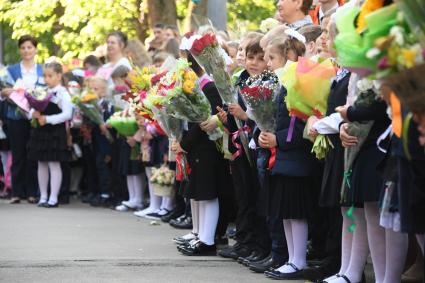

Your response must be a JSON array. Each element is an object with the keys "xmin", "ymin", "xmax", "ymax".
[
  {"xmin": 176, "ymin": 152, "xmax": 191, "ymax": 181},
  {"xmin": 286, "ymin": 116, "xmax": 297, "ymax": 142},
  {"xmin": 225, "ymin": 126, "xmax": 252, "ymax": 161},
  {"xmin": 268, "ymin": 147, "xmax": 276, "ymax": 170}
]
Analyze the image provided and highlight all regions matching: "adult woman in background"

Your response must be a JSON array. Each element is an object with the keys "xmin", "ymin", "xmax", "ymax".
[{"xmin": 1, "ymin": 35, "xmax": 42, "ymax": 204}]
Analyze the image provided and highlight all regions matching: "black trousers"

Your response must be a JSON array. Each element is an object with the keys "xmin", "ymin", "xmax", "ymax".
[
  {"xmin": 8, "ymin": 119, "xmax": 38, "ymax": 198},
  {"xmin": 231, "ymin": 154, "xmax": 270, "ymax": 252}
]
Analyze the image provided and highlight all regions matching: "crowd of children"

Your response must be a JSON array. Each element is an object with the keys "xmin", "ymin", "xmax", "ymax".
[{"xmin": 1, "ymin": 0, "xmax": 425, "ymax": 282}]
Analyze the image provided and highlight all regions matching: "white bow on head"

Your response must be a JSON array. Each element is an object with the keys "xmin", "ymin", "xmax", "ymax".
[{"xmin": 284, "ymin": 29, "xmax": 306, "ymax": 44}]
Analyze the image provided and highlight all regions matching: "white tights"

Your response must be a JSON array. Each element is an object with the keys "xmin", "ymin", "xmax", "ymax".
[
  {"xmin": 198, "ymin": 198, "xmax": 219, "ymax": 245},
  {"xmin": 145, "ymin": 167, "xmax": 161, "ymax": 211},
  {"xmin": 277, "ymin": 219, "xmax": 308, "ymax": 273},
  {"xmin": 126, "ymin": 173, "xmax": 145, "ymax": 206},
  {"xmin": 327, "ymin": 207, "xmax": 368, "ymax": 283},
  {"xmin": 38, "ymin": 161, "xmax": 62, "ymax": 205}
]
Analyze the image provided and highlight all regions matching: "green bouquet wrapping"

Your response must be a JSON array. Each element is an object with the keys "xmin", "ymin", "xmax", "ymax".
[{"xmin": 107, "ymin": 115, "xmax": 139, "ymax": 137}]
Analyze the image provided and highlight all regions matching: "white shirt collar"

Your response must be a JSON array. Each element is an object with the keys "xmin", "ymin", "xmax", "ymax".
[{"xmin": 20, "ymin": 62, "xmax": 37, "ymax": 75}]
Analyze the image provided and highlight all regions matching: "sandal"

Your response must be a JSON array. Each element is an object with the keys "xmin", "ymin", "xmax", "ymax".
[
  {"xmin": 27, "ymin": 197, "xmax": 38, "ymax": 204},
  {"xmin": 9, "ymin": 197, "xmax": 20, "ymax": 204}
]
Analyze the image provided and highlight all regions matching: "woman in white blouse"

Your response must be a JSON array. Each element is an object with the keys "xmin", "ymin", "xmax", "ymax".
[{"xmin": 96, "ymin": 31, "xmax": 132, "ymax": 87}]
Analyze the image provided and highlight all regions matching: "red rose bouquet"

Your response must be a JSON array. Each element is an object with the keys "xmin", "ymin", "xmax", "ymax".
[
  {"xmin": 240, "ymin": 70, "xmax": 280, "ymax": 132},
  {"xmin": 189, "ymin": 33, "xmax": 237, "ymax": 105}
]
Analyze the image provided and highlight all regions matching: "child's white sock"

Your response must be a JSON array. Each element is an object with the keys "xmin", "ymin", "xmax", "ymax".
[
  {"xmin": 198, "ymin": 198, "xmax": 219, "ymax": 245},
  {"xmin": 48, "ymin": 162, "xmax": 62, "ymax": 205},
  {"xmin": 37, "ymin": 161, "xmax": 49, "ymax": 203}
]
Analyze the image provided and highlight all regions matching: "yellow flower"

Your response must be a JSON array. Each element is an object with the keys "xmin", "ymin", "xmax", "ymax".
[
  {"xmin": 142, "ymin": 67, "xmax": 150, "ymax": 75},
  {"xmin": 183, "ymin": 80, "xmax": 195, "ymax": 94},
  {"xmin": 81, "ymin": 92, "xmax": 98, "ymax": 102},
  {"xmin": 356, "ymin": 0, "xmax": 385, "ymax": 33},
  {"xmin": 183, "ymin": 70, "xmax": 198, "ymax": 82},
  {"xmin": 402, "ymin": 48, "xmax": 417, "ymax": 68}
]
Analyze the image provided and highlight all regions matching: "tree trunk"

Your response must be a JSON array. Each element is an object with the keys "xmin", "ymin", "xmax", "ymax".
[
  {"xmin": 186, "ymin": 0, "xmax": 209, "ymax": 31},
  {"xmin": 146, "ymin": 0, "xmax": 177, "ymax": 27},
  {"xmin": 207, "ymin": 0, "xmax": 227, "ymax": 31}
]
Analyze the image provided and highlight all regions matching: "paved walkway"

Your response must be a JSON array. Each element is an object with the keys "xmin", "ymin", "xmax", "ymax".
[{"xmin": 0, "ymin": 200, "xmax": 303, "ymax": 283}]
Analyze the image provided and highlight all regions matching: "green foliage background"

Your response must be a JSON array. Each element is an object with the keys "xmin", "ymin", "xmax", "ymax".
[{"xmin": 0, "ymin": 0, "xmax": 275, "ymax": 64}]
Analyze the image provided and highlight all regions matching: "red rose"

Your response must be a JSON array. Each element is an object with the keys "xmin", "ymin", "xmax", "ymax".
[
  {"xmin": 191, "ymin": 39, "xmax": 204, "ymax": 55},
  {"xmin": 200, "ymin": 35, "xmax": 211, "ymax": 49}
]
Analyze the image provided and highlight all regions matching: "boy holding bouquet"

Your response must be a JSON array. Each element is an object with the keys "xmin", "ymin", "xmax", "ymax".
[{"xmin": 217, "ymin": 35, "xmax": 271, "ymax": 262}]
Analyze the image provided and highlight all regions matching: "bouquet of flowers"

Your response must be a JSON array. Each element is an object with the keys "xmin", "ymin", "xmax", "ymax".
[
  {"xmin": 25, "ymin": 86, "xmax": 53, "ymax": 112},
  {"xmin": 163, "ymin": 59, "xmax": 223, "ymax": 141},
  {"xmin": 143, "ymin": 80, "xmax": 190, "ymax": 180},
  {"xmin": 240, "ymin": 70, "xmax": 280, "ymax": 169},
  {"xmin": 341, "ymin": 78, "xmax": 377, "ymax": 203},
  {"xmin": 189, "ymin": 33, "xmax": 237, "ymax": 105},
  {"xmin": 0, "ymin": 66, "xmax": 12, "ymax": 90},
  {"xmin": 107, "ymin": 109, "xmax": 139, "ymax": 137},
  {"xmin": 71, "ymin": 88, "xmax": 113, "ymax": 142},
  {"xmin": 281, "ymin": 57, "xmax": 337, "ymax": 121},
  {"xmin": 8, "ymin": 79, "xmax": 30, "ymax": 113},
  {"xmin": 240, "ymin": 70, "xmax": 279, "ymax": 132},
  {"xmin": 24, "ymin": 86, "xmax": 53, "ymax": 127},
  {"xmin": 150, "ymin": 165, "xmax": 176, "ymax": 197}
]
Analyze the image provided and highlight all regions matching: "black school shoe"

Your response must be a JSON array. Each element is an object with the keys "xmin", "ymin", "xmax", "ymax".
[
  {"xmin": 302, "ymin": 258, "xmax": 340, "ymax": 282},
  {"xmin": 238, "ymin": 250, "xmax": 269, "ymax": 266},
  {"xmin": 248, "ymin": 255, "xmax": 287, "ymax": 273},
  {"xmin": 179, "ymin": 241, "xmax": 216, "ymax": 256},
  {"xmin": 169, "ymin": 216, "xmax": 193, "ymax": 229},
  {"xmin": 264, "ymin": 263, "xmax": 305, "ymax": 280},
  {"xmin": 217, "ymin": 244, "xmax": 252, "ymax": 260}
]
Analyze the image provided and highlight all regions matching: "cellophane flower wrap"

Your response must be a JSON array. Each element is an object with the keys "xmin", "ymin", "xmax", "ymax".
[
  {"xmin": 71, "ymin": 88, "xmax": 113, "ymax": 142},
  {"xmin": 143, "ymin": 74, "xmax": 190, "ymax": 181},
  {"xmin": 25, "ymin": 86, "xmax": 54, "ymax": 127},
  {"xmin": 25, "ymin": 86, "xmax": 53, "ymax": 112},
  {"xmin": 281, "ymin": 57, "xmax": 337, "ymax": 121},
  {"xmin": 107, "ymin": 108, "xmax": 139, "ymax": 137},
  {"xmin": 163, "ymin": 59, "xmax": 223, "ymax": 141},
  {"xmin": 240, "ymin": 70, "xmax": 280, "ymax": 170},
  {"xmin": 189, "ymin": 33, "xmax": 237, "ymax": 105},
  {"xmin": 240, "ymin": 70, "xmax": 279, "ymax": 132}
]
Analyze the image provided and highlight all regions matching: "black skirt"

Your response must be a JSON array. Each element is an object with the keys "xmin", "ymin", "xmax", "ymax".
[
  {"xmin": 319, "ymin": 134, "xmax": 344, "ymax": 207},
  {"xmin": 268, "ymin": 174, "xmax": 314, "ymax": 220},
  {"xmin": 185, "ymin": 149, "xmax": 231, "ymax": 201},
  {"xmin": 27, "ymin": 123, "xmax": 70, "ymax": 162},
  {"xmin": 342, "ymin": 145, "xmax": 385, "ymax": 207},
  {"xmin": 117, "ymin": 138, "xmax": 143, "ymax": 176}
]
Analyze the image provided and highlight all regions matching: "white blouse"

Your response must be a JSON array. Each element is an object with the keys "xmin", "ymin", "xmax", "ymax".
[{"xmin": 44, "ymin": 85, "xmax": 73, "ymax": 125}]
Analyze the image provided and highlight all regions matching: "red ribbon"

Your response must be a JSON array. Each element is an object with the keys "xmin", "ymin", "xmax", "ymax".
[
  {"xmin": 176, "ymin": 152, "xmax": 191, "ymax": 181},
  {"xmin": 224, "ymin": 126, "xmax": 252, "ymax": 161},
  {"xmin": 268, "ymin": 147, "xmax": 276, "ymax": 170}
]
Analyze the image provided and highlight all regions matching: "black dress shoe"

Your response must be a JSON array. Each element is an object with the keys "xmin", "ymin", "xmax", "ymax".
[
  {"xmin": 264, "ymin": 263, "xmax": 304, "ymax": 280},
  {"xmin": 214, "ymin": 236, "xmax": 229, "ymax": 247},
  {"xmin": 242, "ymin": 250, "xmax": 269, "ymax": 266},
  {"xmin": 217, "ymin": 245, "xmax": 251, "ymax": 260},
  {"xmin": 249, "ymin": 256, "xmax": 287, "ymax": 273},
  {"xmin": 161, "ymin": 210, "xmax": 183, "ymax": 223},
  {"xmin": 169, "ymin": 216, "xmax": 193, "ymax": 229},
  {"xmin": 179, "ymin": 241, "xmax": 216, "ymax": 256},
  {"xmin": 90, "ymin": 196, "xmax": 112, "ymax": 208},
  {"xmin": 303, "ymin": 258, "xmax": 340, "ymax": 281},
  {"xmin": 37, "ymin": 202, "xmax": 49, "ymax": 208},
  {"xmin": 47, "ymin": 203, "xmax": 59, "ymax": 208},
  {"xmin": 173, "ymin": 232, "xmax": 198, "ymax": 245}
]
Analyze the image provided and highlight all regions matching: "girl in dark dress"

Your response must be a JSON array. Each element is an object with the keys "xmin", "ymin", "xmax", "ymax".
[
  {"xmin": 28, "ymin": 62, "xmax": 73, "ymax": 207},
  {"xmin": 172, "ymin": 54, "xmax": 231, "ymax": 256},
  {"xmin": 333, "ymin": 82, "xmax": 391, "ymax": 283}
]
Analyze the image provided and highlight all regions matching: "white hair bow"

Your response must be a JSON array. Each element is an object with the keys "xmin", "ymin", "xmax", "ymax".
[{"xmin": 284, "ymin": 29, "xmax": 306, "ymax": 44}]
